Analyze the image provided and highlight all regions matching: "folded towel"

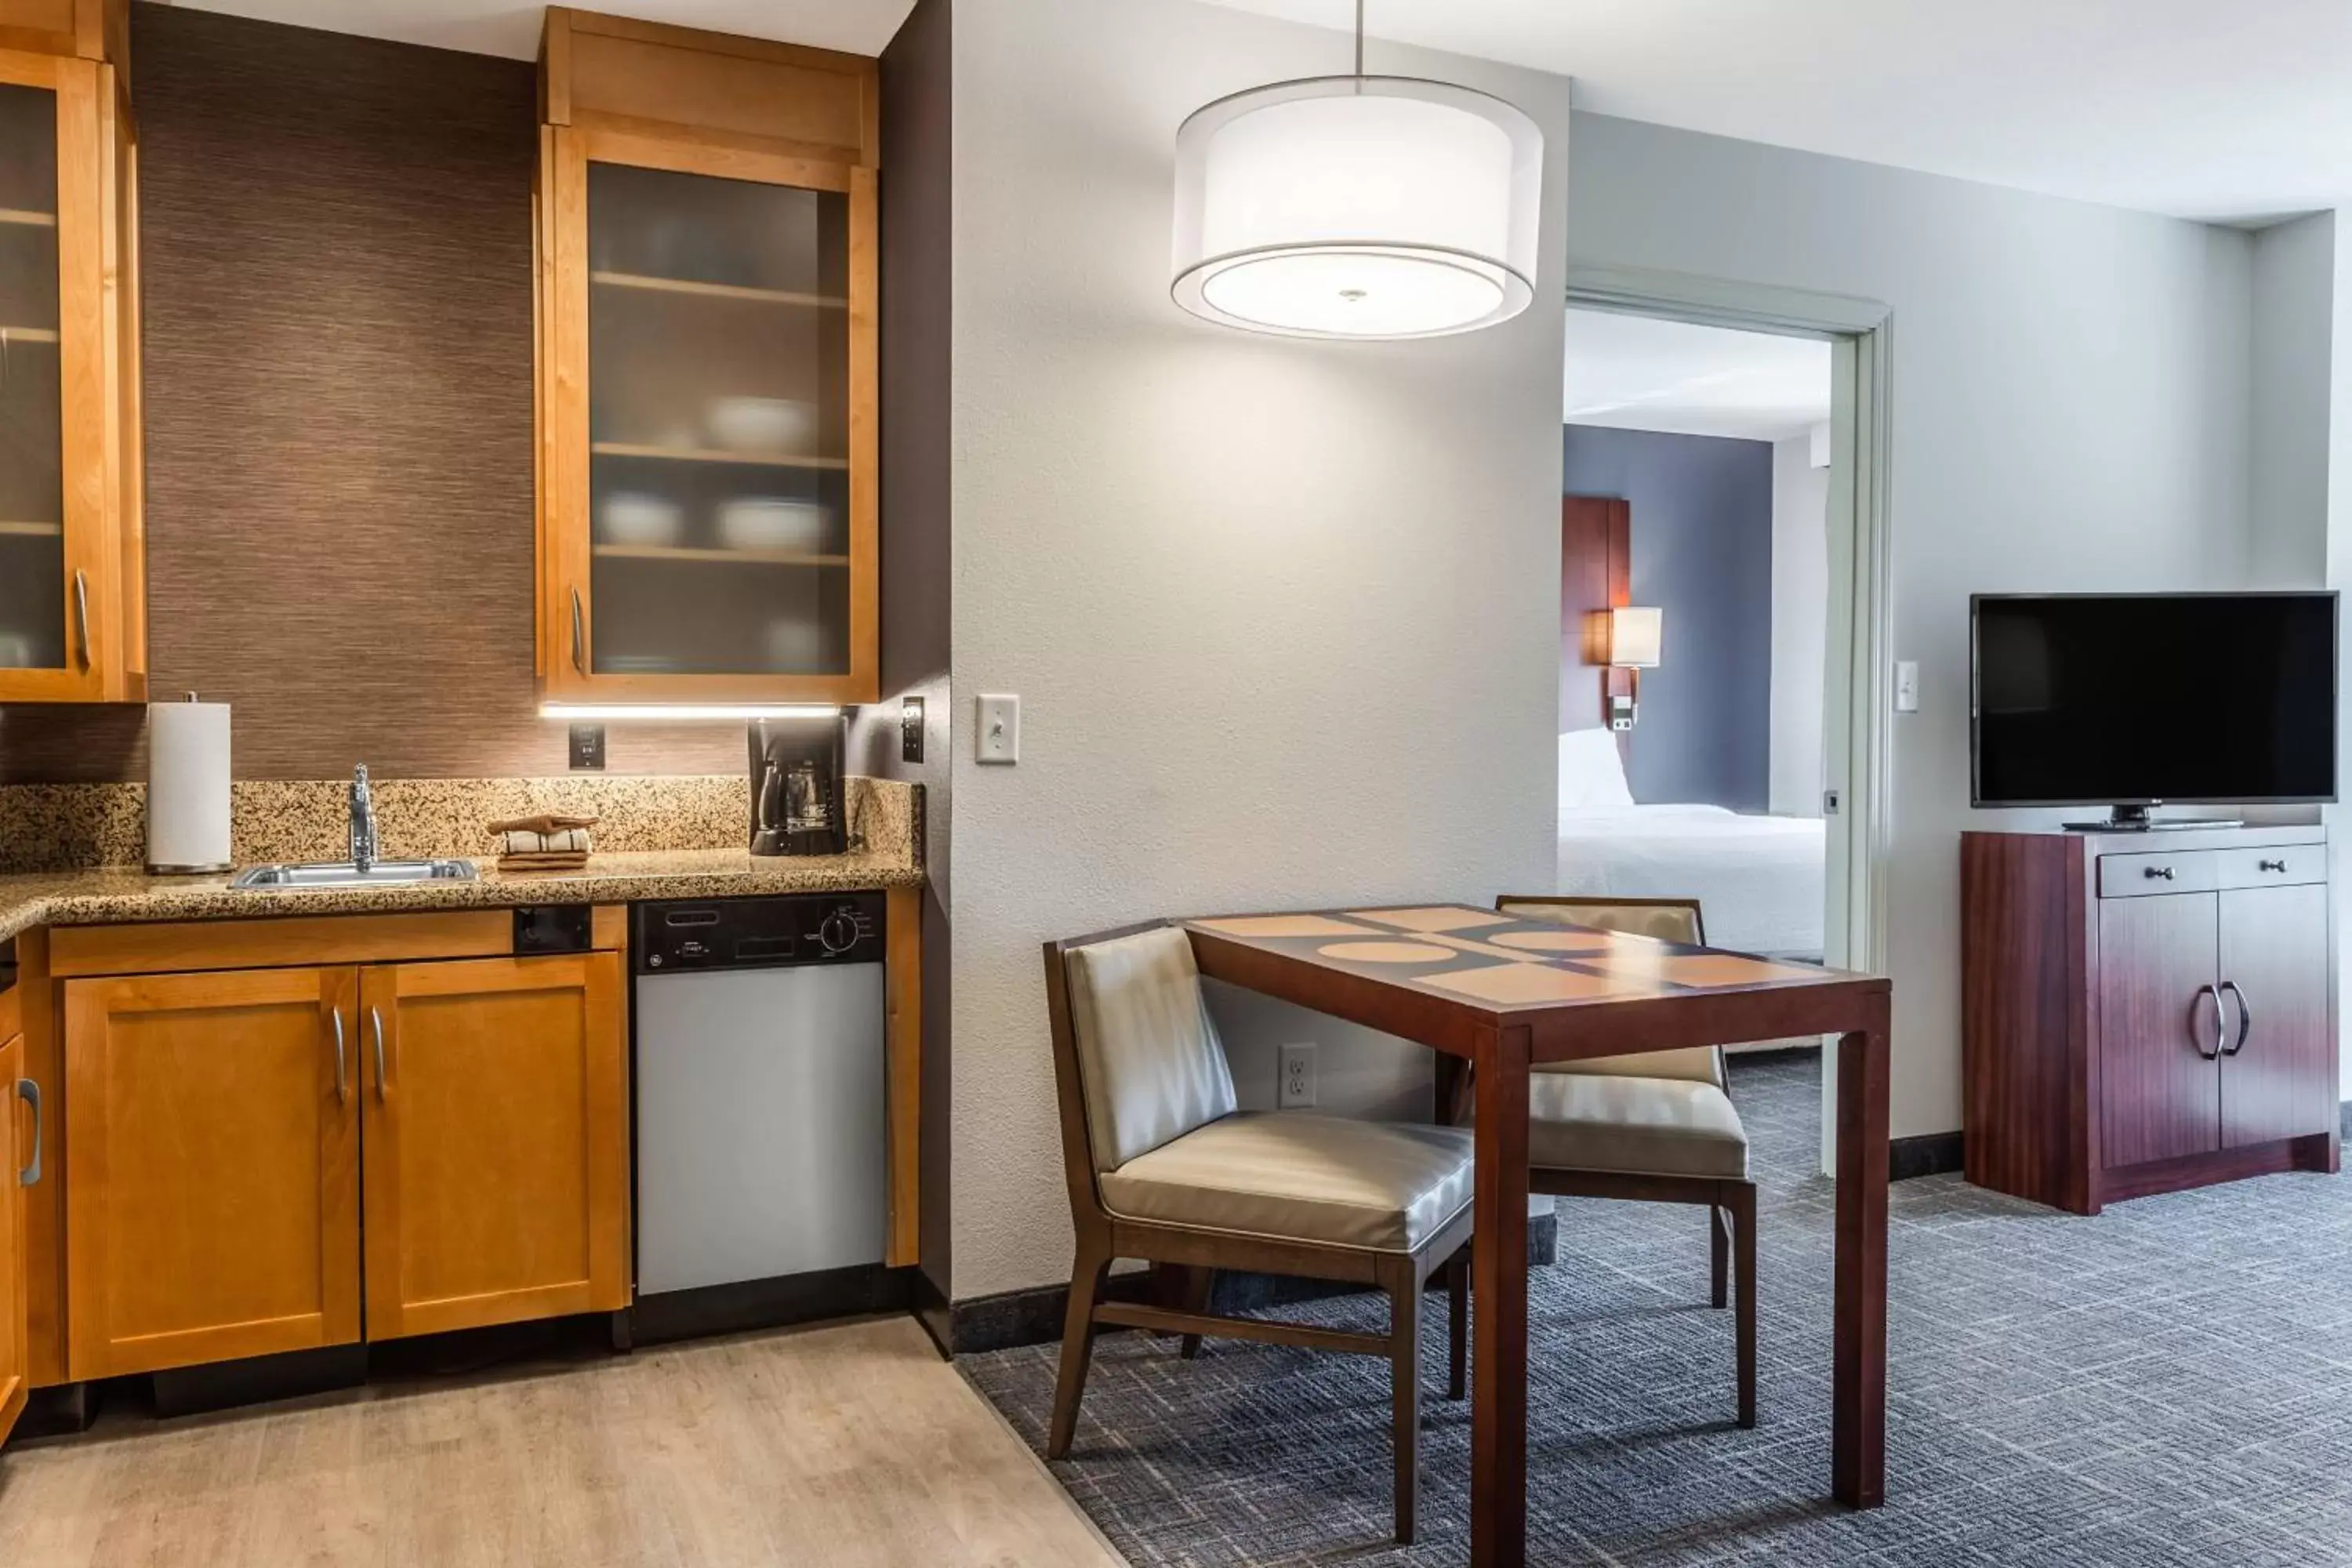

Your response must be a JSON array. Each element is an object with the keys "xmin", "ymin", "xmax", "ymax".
[
  {"xmin": 498, "ymin": 828, "xmax": 592, "ymax": 856},
  {"xmin": 497, "ymin": 852, "xmax": 590, "ymax": 873},
  {"xmin": 488, "ymin": 813, "xmax": 599, "ymax": 837}
]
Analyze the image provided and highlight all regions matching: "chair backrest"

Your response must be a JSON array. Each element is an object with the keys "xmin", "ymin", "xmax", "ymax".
[
  {"xmin": 1045, "ymin": 923, "xmax": 1238, "ymax": 1176},
  {"xmin": 1495, "ymin": 895, "xmax": 1725, "ymax": 1087}
]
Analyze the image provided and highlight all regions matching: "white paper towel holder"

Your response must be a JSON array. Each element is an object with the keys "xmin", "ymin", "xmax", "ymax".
[{"xmin": 147, "ymin": 690, "xmax": 234, "ymax": 876}]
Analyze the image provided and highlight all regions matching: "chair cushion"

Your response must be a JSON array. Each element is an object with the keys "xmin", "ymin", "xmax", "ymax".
[
  {"xmin": 1498, "ymin": 899, "xmax": 1724, "ymax": 1086},
  {"xmin": 1525, "ymin": 1073, "xmax": 1749, "ymax": 1180},
  {"xmin": 1100, "ymin": 1112, "xmax": 1475, "ymax": 1252},
  {"xmin": 1065, "ymin": 926, "xmax": 1237, "ymax": 1171}
]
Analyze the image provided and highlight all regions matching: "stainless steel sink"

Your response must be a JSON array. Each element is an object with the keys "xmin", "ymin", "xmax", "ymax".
[{"xmin": 232, "ymin": 858, "xmax": 477, "ymax": 890}]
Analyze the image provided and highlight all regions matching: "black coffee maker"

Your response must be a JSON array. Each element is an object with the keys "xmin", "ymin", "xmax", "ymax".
[{"xmin": 749, "ymin": 713, "xmax": 847, "ymax": 856}]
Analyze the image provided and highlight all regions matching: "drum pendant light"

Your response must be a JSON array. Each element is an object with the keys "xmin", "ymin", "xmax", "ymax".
[{"xmin": 1171, "ymin": 0, "xmax": 1544, "ymax": 340}]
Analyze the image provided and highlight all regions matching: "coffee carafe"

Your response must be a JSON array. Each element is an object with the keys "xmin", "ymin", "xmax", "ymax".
[{"xmin": 749, "ymin": 714, "xmax": 846, "ymax": 856}]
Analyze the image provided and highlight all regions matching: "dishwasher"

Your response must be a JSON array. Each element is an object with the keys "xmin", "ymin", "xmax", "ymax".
[{"xmin": 631, "ymin": 891, "xmax": 894, "ymax": 1341}]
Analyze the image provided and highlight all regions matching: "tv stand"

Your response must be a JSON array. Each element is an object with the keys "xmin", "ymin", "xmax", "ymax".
[{"xmin": 2061, "ymin": 804, "xmax": 2245, "ymax": 832}]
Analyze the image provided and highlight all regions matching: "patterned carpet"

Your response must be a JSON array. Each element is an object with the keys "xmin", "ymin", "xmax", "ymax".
[{"xmin": 961, "ymin": 1051, "xmax": 2352, "ymax": 1566}]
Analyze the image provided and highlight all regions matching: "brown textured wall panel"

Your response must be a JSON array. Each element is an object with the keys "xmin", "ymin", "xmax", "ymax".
[{"xmin": 0, "ymin": 3, "xmax": 742, "ymax": 782}]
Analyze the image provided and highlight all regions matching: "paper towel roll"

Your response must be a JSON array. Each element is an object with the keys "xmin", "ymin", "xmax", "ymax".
[{"xmin": 148, "ymin": 697, "xmax": 232, "ymax": 873}]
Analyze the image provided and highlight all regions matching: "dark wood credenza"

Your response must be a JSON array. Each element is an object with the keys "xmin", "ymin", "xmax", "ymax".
[{"xmin": 1962, "ymin": 824, "xmax": 2339, "ymax": 1214}]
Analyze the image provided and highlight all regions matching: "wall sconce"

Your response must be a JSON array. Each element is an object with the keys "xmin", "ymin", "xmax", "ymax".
[{"xmin": 1595, "ymin": 606, "xmax": 1661, "ymax": 730}]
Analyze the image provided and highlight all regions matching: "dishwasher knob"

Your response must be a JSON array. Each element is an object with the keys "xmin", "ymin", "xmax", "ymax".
[{"xmin": 817, "ymin": 910, "xmax": 858, "ymax": 955}]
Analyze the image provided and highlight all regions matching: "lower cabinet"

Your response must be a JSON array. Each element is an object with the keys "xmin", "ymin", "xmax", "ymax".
[
  {"xmin": 361, "ymin": 955, "xmax": 629, "ymax": 1340},
  {"xmin": 2, "ymin": 1027, "xmax": 31, "ymax": 1446},
  {"xmin": 64, "ymin": 954, "xmax": 627, "ymax": 1381}
]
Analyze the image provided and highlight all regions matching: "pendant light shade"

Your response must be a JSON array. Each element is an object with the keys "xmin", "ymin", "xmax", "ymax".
[{"xmin": 1172, "ymin": 75, "xmax": 1544, "ymax": 340}]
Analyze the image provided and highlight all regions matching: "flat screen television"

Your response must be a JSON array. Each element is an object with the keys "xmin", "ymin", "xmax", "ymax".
[{"xmin": 1971, "ymin": 591, "xmax": 2339, "ymax": 824}]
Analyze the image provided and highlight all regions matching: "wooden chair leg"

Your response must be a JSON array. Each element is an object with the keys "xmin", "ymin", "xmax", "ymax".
[
  {"xmin": 1385, "ymin": 1257, "xmax": 1421, "ymax": 1545},
  {"xmin": 1048, "ymin": 1247, "xmax": 1112, "ymax": 1460},
  {"xmin": 1446, "ymin": 1248, "xmax": 1468, "ymax": 1401},
  {"xmin": 1709, "ymin": 1202, "xmax": 1731, "ymax": 1309},
  {"xmin": 1179, "ymin": 1266, "xmax": 1216, "ymax": 1359},
  {"xmin": 1730, "ymin": 1183, "xmax": 1758, "ymax": 1428}
]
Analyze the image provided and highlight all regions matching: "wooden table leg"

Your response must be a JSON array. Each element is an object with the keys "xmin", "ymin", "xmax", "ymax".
[
  {"xmin": 1832, "ymin": 1015, "xmax": 1890, "ymax": 1508},
  {"xmin": 1471, "ymin": 1023, "xmax": 1530, "ymax": 1567}
]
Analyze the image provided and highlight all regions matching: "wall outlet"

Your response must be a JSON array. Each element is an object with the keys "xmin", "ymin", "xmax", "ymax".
[
  {"xmin": 568, "ymin": 723, "xmax": 605, "ymax": 771},
  {"xmin": 901, "ymin": 696, "xmax": 925, "ymax": 764},
  {"xmin": 1278, "ymin": 1042, "xmax": 1316, "ymax": 1109}
]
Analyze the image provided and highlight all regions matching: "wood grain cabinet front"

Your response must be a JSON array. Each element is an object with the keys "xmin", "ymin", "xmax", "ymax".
[
  {"xmin": 0, "ymin": 29, "xmax": 143, "ymax": 704},
  {"xmin": 0, "ymin": 1028, "xmax": 30, "ymax": 1448},
  {"xmin": 359, "ymin": 954, "xmax": 630, "ymax": 1340},
  {"xmin": 62, "ymin": 967, "xmax": 361, "ymax": 1381}
]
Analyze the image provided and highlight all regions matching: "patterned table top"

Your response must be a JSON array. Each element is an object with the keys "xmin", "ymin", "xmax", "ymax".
[{"xmin": 1184, "ymin": 904, "xmax": 1878, "ymax": 1014}]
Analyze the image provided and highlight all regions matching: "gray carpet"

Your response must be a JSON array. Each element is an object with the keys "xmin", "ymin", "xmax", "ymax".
[{"xmin": 961, "ymin": 1052, "xmax": 2352, "ymax": 1566}]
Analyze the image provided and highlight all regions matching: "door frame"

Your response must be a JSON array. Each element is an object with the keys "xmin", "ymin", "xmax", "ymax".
[{"xmin": 1566, "ymin": 263, "xmax": 1894, "ymax": 1176}]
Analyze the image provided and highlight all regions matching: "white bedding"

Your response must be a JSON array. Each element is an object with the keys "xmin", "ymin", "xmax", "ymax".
[{"xmin": 1555, "ymin": 804, "xmax": 1825, "ymax": 958}]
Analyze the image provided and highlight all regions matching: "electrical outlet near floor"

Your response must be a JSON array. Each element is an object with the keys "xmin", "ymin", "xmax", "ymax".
[{"xmin": 1278, "ymin": 1042, "xmax": 1316, "ymax": 1109}]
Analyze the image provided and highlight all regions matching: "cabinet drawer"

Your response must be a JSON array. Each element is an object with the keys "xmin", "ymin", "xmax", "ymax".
[
  {"xmin": 2097, "ymin": 850, "xmax": 2219, "ymax": 898},
  {"xmin": 2213, "ymin": 845, "xmax": 2325, "ymax": 890}
]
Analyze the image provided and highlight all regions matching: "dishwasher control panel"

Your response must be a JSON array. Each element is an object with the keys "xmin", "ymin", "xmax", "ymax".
[{"xmin": 633, "ymin": 891, "xmax": 887, "ymax": 973}]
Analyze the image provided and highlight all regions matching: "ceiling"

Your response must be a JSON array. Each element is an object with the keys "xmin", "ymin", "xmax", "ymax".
[
  {"xmin": 1203, "ymin": 0, "xmax": 2352, "ymax": 224},
  {"xmin": 1563, "ymin": 309, "xmax": 1831, "ymax": 443},
  {"xmin": 165, "ymin": 0, "xmax": 2352, "ymax": 224}
]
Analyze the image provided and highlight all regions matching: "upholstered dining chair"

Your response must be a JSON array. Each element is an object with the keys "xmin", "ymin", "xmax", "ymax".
[
  {"xmin": 1488, "ymin": 895, "xmax": 1759, "ymax": 1427},
  {"xmin": 1042, "ymin": 921, "xmax": 1475, "ymax": 1544}
]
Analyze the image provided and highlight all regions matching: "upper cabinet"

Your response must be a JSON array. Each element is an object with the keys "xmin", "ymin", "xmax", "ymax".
[
  {"xmin": 536, "ymin": 9, "xmax": 879, "ymax": 707},
  {"xmin": 0, "ymin": 0, "xmax": 142, "ymax": 704}
]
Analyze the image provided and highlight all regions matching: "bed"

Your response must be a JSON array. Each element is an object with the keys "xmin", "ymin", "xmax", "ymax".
[{"xmin": 1554, "ymin": 730, "xmax": 1827, "ymax": 960}]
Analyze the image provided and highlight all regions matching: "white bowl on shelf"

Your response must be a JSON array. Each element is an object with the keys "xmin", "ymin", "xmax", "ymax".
[
  {"xmin": 598, "ymin": 492, "xmax": 684, "ymax": 547},
  {"xmin": 706, "ymin": 396, "xmax": 818, "ymax": 456},
  {"xmin": 764, "ymin": 618, "xmax": 826, "ymax": 672},
  {"xmin": 718, "ymin": 498, "xmax": 830, "ymax": 555}
]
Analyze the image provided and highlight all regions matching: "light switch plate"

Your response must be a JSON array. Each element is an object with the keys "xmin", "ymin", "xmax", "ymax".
[
  {"xmin": 1894, "ymin": 660, "xmax": 1920, "ymax": 713},
  {"xmin": 976, "ymin": 693, "xmax": 1020, "ymax": 764}
]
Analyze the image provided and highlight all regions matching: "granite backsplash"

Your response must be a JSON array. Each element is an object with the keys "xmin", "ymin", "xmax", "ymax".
[{"xmin": 0, "ymin": 775, "xmax": 913, "ymax": 875}]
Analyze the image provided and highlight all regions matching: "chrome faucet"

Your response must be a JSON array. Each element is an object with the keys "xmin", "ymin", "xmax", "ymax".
[{"xmin": 349, "ymin": 764, "xmax": 378, "ymax": 873}]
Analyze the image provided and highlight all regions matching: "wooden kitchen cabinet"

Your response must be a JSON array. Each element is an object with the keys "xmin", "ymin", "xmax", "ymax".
[
  {"xmin": 360, "ymin": 954, "xmax": 630, "ymax": 1339},
  {"xmin": 535, "ymin": 9, "xmax": 879, "ymax": 706},
  {"xmin": 0, "ymin": 1025, "xmax": 31, "ymax": 1447},
  {"xmin": 62, "ymin": 968, "xmax": 361, "ymax": 1381},
  {"xmin": 0, "ymin": 26, "xmax": 142, "ymax": 703}
]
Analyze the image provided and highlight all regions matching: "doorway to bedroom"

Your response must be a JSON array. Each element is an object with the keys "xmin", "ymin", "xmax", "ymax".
[{"xmin": 1555, "ymin": 307, "xmax": 1838, "ymax": 968}]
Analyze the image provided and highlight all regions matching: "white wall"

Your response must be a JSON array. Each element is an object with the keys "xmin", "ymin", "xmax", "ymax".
[
  {"xmin": 2249, "ymin": 212, "xmax": 2336, "ymax": 587},
  {"xmin": 946, "ymin": 0, "xmax": 1573, "ymax": 1299},
  {"xmin": 1569, "ymin": 113, "xmax": 2255, "ymax": 1140},
  {"xmin": 1769, "ymin": 430, "xmax": 1830, "ymax": 817}
]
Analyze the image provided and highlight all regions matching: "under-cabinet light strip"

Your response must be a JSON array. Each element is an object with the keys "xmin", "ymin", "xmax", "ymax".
[{"xmin": 539, "ymin": 703, "xmax": 844, "ymax": 722}]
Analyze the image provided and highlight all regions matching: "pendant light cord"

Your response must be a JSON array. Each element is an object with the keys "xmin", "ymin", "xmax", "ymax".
[{"xmin": 1354, "ymin": 0, "xmax": 1365, "ymax": 78}]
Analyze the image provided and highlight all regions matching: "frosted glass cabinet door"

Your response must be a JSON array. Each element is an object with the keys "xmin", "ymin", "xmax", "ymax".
[
  {"xmin": 0, "ymin": 77, "xmax": 66, "ymax": 675},
  {"xmin": 542, "ymin": 126, "xmax": 878, "ymax": 706}
]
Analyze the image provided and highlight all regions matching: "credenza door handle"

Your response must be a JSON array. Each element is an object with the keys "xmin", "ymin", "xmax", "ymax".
[
  {"xmin": 2220, "ymin": 979, "xmax": 2252, "ymax": 1057},
  {"xmin": 2191, "ymin": 983, "xmax": 2223, "ymax": 1059}
]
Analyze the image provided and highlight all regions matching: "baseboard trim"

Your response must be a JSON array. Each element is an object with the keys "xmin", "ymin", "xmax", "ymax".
[
  {"xmin": 949, "ymin": 1210, "xmax": 1558, "ymax": 1357},
  {"xmin": 1891, "ymin": 1130, "xmax": 1964, "ymax": 1181}
]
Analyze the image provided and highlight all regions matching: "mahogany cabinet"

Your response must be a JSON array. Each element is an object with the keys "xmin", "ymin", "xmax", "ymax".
[{"xmin": 1962, "ymin": 826, "xmax": 2338, "ymax": 1214}]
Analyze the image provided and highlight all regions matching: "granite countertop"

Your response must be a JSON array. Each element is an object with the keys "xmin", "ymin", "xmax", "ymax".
[{"xmin": 0, "ymin": 846, "xmax": 924, "ymax": 946}]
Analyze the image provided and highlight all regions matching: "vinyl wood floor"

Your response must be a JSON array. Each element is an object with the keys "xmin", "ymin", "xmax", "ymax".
[{"xmin": 0, "ymin": 1316, "xmax": 1125, "ymax": 1568}]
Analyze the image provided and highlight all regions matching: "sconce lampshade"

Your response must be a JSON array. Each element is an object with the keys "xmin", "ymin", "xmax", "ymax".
[
  {"xmin": 1171, "ymin": 76, "xmax": 1544, "ymax": 340},
  {"xmin": 1606, "ymin": 607, "xmax": 1663, "ymax": 669}
]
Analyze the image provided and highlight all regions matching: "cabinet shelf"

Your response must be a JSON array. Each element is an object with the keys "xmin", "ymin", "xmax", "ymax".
[
  {"xmin": 590, "ymin": 442, "xmax": 848, "ymax": 470},
  {"xmin": 0, "ymin": 521, "xmax": 62, "ymax": 537},
  {"xmin": 0, "ymin": 326, "xmax": 60, "ymax": 343},
  {"xmin": 0, "ymin": 209, "xmax": 56, "ymax": 228},
  {"xmin": 590, "ymin": 270, "xmax": 846, "ymax": 309},
  {"xmin": 592, "ymin": 543, "xmax": 848, "ymax": 566}
]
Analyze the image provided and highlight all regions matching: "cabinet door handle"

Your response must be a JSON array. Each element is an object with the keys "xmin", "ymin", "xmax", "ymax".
[
  {"xmin": 14, "ymin": 1077, "xmax": 38, "ymax": 1187},
  {"xmin": 331, "ymin": 1005, "xmax": 350, "ymax": 1103},
  {"xmin": 2191, "ymin": 983, "xmax": 2223, "ymax": 1059},
  {"xmin": 370, "ymin": 1005, "xmax": 389, "ymax": 1099},
  {"xmin": 2143, "ymin": 865, "xmax": 2174, "ymax": 881},
  {"xmin": 2220, "ymin": 979, "xmax": 2252, "ymax": 1057},
  {"xmin": 72, "ymin": 568, "xmax": 90, "ymax": 670},
  {"xmin": 2259, "ymin": 858, "xmax": 2287, "ymax": 873},
  {"xmin": 569, "ymin": 587, "xmax": 586, "ymax": 673}
]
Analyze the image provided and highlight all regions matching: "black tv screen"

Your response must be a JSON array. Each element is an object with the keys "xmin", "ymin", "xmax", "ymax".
[{"xmin": 1972, "ymin": 593, "xmax": 2339, "ymax": 808}]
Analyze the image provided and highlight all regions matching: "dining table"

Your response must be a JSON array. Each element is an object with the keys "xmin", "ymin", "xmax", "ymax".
[{"xmin": 1181, "ymin": 903, "xmax": 1893, "ymax": 1568}]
